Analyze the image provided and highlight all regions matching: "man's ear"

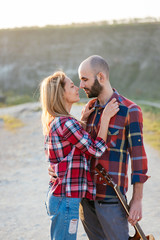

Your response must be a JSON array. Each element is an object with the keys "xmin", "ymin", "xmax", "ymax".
[{"xmin": 97, "ymin": 72, "xmax": 105, "ymax": 83}]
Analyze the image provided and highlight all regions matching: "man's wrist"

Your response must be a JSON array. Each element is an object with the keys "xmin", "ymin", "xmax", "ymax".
[{"xmin": 132, "ymin": 182, "xmax": 143, "ymax": 201}]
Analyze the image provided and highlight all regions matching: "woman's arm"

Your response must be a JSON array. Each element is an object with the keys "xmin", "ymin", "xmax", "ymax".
[
  {"xmin": 97, "ymin": 98, "xmax": 119, "ymax": 141},
  {"xmin": 63, "ymin": 98, "xmax": 119, "ymax": 157},
  {"xmin": 81, "ymin": 98, "xmax": 119, "ymax": 141},
  {"xmin": 48, "ymin": 98, "xmax": 119, "ymax": 180}
]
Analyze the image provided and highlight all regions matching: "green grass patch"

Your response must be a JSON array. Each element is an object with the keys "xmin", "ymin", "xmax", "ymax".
[
  {"xmin": 140, "ymin": 105, "xmax": 160, "ymax": 151},
  {"xmin": 0, "ymin": 95, "xmax": 35, "ymax": 108},
  {"xmin": 6, "ymin": 95, "xmax": 36, "ymax": 106},
  {"xmin": 0, "ymin": 115, "xmax": 25, "ymax": 132},
  {"xmin": 0, "ymin": 102, "xmax": 7, "ymax": 108},
  {"xmin": 0, "ymin": 91, "xmax": 38, "ymax": 108}
]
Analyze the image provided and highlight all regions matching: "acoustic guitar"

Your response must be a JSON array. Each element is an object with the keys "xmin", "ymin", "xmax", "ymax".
[{"xmin": 95, "ymin": 163, "xmax": 155, "ymax": 240}]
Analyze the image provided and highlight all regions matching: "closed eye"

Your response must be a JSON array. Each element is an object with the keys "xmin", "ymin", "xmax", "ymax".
[{"xmin": 81, "ymin": 77, "xmax": 88, "ymax": 82}]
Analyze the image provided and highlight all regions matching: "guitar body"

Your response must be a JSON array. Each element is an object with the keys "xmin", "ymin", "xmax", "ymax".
[
  {"xmin": 95, "ymin": 164, "xmax": 155, "ymax": 240},
  {"xmin": 129, "ymin": 233, "xmax": 155, "ymax": 240}
]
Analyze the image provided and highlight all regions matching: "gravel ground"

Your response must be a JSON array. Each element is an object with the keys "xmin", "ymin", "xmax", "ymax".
[{"xmin": 0, "ymin": 103, "xmax": 159, "ymax": 240}]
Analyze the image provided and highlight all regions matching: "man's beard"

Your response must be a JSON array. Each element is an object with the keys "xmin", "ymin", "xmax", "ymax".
[{"xmin": 84, "ymin": 78, "xmax": 103, "ymax": 98}]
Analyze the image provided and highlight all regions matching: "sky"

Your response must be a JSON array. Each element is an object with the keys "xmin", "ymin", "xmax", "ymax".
[{"xmin": 0, "ymin": 0, "xmax": 160, "ymax": 29}]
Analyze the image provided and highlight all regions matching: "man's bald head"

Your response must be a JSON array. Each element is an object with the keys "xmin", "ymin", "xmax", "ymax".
[{"xmin": 79, "ymin": 55, "xmax": 109, "ymax": 79}]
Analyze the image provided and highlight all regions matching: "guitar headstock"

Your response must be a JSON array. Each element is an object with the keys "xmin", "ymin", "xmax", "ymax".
[{"xmin": 95, "ymin": 163, "xmax": 116, "ymax": 188}]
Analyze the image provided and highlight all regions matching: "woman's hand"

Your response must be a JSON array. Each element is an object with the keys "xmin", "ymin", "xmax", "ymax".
[
  {"xmin": 80, "ymin": 99, "xmax": 96, "ymax": 122},
  {"xmin": 101, "ymin": 98, "xmax": 119, "ymax": 122},
  {"xmin": 97, "ymin": 98, "xmax": 119, "ymax": 141}
]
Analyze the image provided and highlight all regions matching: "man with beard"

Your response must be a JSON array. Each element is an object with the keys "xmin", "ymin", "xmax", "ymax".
[
  {"xmin": 49, "ymin": 55, "xmax": 149, "ymax": 240},
  {"xmin": 78, "ymin": 55, "xmax": 149, "ymax": 240}
]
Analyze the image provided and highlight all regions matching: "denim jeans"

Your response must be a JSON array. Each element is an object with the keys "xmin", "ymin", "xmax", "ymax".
[{"xmin": 45, "ymin": 189, "xmax": 81, "ymax": 240}]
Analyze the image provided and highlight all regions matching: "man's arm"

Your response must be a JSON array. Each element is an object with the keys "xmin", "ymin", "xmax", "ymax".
[
  {"xmin": 128, "ymin": 182, "xmax": 143, "ymax": 226},
  {"xmin": 48, "ymin": 165, "xmax": 57, "ymax": 182},
  {"xmin": 126, "ymin": 105, "xmax": 149, "ymax": 226}
]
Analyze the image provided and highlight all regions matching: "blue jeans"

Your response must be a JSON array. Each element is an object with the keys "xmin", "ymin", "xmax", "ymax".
[{"xmin": 45, "ymin": 190, "xmax": 81, "ymax": 240}]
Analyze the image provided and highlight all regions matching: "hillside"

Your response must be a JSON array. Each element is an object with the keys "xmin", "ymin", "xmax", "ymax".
[{"xmin": 0, "ymin": 22, "xmax": 160, "ymax": 101}]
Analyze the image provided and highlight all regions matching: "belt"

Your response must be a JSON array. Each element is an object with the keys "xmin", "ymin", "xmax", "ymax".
[{"xmin": 98, "ymin": 200, "xmax": 119, "ymax": 205}]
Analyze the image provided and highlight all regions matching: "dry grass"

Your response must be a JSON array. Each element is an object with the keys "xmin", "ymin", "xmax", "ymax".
[
  {"xmin": 0, "ymin": 115, "xmax": 25, "ymax": 132},
  {"xmin": 142, "ymin": 106, "xmax": 160, "ymax": 152}
]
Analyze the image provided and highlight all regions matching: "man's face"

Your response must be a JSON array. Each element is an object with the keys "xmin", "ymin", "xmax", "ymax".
[
  {"xmin": 84, "ymin": 77, "xmax": 103, "ymax": 98},
  {"xmin": 79, "ymin": 66, "xmax": 103, "ymax": 98}
]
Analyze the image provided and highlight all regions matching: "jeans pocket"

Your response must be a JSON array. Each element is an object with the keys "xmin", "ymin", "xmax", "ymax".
[{"xmin": 45, "ymin": 191, "xmax": 63, "ymax": 216}]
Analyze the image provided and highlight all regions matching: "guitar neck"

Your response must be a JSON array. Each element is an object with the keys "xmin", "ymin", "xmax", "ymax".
[
  {"xmin": 95, "ymin": 164, "xmax": 148, "ymax": 240},
  {"xmin": 111, "ymin": 182, "xmax": 148, "ymax": 240},
  {"xmin": 113, "ymin": 185, "xmax": 129, "ymax": 214}
]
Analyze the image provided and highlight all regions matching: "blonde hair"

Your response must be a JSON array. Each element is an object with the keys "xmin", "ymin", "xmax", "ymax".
[{"xmin": 40, "ymin": 71, "xmax": 71, "ymax": 135}]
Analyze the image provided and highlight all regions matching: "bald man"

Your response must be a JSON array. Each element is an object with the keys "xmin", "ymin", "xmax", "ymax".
[{"xmin": 78, "ymin": 55, "xmax": 149, "ymax": 240}]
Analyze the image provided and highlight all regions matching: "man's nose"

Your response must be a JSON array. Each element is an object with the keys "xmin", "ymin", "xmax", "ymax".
[{"xmin": 80, "ymin": 81, "xmax": 84, "ymax": 89}]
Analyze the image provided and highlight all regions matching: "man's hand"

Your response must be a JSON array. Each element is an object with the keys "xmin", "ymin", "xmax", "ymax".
[
  {"xmin": 48, "ymin": 166, "xmax": 57, "ymax": 182},
  {"xmin": 128, "ymin": 182, "xmax": 143, "ymax": 226},
  {"xmin": 128, "ymin": 198, "xmax": 142, "ymax": 226}
]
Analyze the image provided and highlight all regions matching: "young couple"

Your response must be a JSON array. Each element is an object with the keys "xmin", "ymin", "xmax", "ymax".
[{"xmin": 40, "ymin": 55, "xmax": 149, "ymax": 240}]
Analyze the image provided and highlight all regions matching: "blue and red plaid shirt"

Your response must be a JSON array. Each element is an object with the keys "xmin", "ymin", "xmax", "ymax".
[
  {"xmin": 86, "ymin": 89, "xmax": 149, "ymax": 200},
  {"xmin": 45, "ymin": 116, "xmax": 107, "ymax": 199}
]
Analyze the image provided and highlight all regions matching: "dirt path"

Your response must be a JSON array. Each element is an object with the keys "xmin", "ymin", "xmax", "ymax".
[
  {"xmin": 0, "ymin": 103, "xmax": 159, "ymax": 239},
  {"xmin": 136, "ymin": 100, "xmax": 160, "ymax": 109}
]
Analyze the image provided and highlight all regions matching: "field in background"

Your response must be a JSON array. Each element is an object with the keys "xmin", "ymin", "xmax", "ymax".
[
  {"xmin": 0, "ymin": 21, "xmax": 160, "ymax": 104},
  {"xmin": 0, "ymin": 20, "xmax": 159, "ymax": 151},
  {"xmin": 141, "ymin": 105, "xmax": 160, "ymax": 151}
]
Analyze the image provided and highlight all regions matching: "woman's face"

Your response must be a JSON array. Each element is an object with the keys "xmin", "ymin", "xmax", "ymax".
[{"xmin": 63, "ymin": 76, "xmax": 80, "ymax": 104}]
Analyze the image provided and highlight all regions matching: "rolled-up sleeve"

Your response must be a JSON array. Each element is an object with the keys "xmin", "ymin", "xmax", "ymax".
[
  {"xmin": 127, "ymin": 105, "xmax": 149, "ymax": 184},
  {"xmin": 63, "ymin": 117, "xmax": 107, "ymax": 157}
]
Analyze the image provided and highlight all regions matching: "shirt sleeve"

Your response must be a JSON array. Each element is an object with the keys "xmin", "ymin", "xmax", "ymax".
[
  {"xmin": 126, "ymin": 105, "xmax": 149, "ymax": 184},
  {"xmin": 62, "ymin": 117, "xmax": 107, "ymax": 157},
  {"xmin": 44, "ymin": 128, "xmax": 63, "ymax": 164}
]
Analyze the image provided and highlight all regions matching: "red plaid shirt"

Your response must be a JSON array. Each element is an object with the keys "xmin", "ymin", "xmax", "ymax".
[
  {"xmin": 45, "ymin": 116, "xmax": 107, "ymax": 199},
  {"xmin": 86, "ymin": 89, "xmax": 149, "ymax": 200}
]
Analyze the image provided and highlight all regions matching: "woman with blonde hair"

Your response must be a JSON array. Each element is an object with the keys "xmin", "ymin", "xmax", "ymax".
[{"xmin": 40, "ymin": 71, "xmax": 119, "ymax": 240}]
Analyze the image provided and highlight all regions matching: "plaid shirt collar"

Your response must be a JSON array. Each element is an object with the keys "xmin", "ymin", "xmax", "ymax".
[{"xmin": 94, "ymin": 88, "xmax": 123, "ymax": 109}]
